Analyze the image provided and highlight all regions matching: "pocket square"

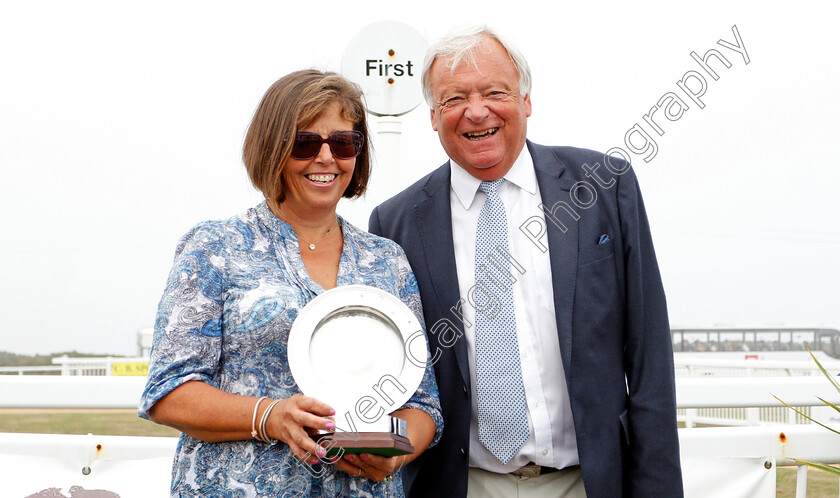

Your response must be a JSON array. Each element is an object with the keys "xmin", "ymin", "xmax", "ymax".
[{"xmin": 598, "ymin": 234, "xmax": 610, "ymax": 245}]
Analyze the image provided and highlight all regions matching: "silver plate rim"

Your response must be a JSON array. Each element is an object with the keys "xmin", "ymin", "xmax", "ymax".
[{"xmin": 288, "ymin": 285, "xmax": 427, "ymax": 416}]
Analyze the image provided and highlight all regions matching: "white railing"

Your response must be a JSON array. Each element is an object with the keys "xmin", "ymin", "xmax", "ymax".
[
  {"xmin": 679, "ymin": 406, "xmax": 815, "ymax": 427},
  {"xmin": 2, "ymin": 374, "xmax": 836, "ymax": 411},
  {"xmin": 2, "ymin": 370, "xmax": 840, "ymax": 496},
  {"xmin": 0, "ymin": 365, "xmax": 62, "ymax": 375},
  {"xmin": 0, "ymin": 376, "xmax": 146, "ymax": 408},
  {"xmin": 0, "ymin": 425, "xmax": 837, "ymax": 497},
  {"xmin": 674, "ymin": 357, "xmax": 840, "ymax": 427},
  {"xmin": 678, "ymin": 424, "xmax": 840, "ymax": 497},
  {"xmin": 674, "ymin": 355, "xmax": 840, "ymax": 378},
  {"xmin": 0, "ymin": 432, "xmax": 176, "ymax": 497},
  {"xmin": 0, "ymin": 357, "xmax": 149, "ymax": 376},
  {"xmin": 51, "ymin": 356, "xmax": 148, "ymax": 376}
]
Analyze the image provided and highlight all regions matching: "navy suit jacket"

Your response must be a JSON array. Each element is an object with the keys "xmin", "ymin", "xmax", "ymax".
[{"xmin": 369, "ymin": 141, "xmax": 683, "ymax": 497}]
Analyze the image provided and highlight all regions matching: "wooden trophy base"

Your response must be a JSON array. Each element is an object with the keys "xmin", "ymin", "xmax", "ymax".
[
  {"xmin": 311, "ymin": 431, "xmax": 415, "ymax": 457},
  {"xmin": 310, "ymin": 415, "xmax": 414, "ymax": 457}
]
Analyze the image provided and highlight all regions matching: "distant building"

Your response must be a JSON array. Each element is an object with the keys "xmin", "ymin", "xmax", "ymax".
[{"xmin": 137, "ymin": 328, "xmax": 153, "ymax": 358}]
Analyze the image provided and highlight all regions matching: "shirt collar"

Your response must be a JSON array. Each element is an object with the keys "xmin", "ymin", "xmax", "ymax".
[{"xmin": 450, "ymin": 145, "xmax": 537, "ymax": 209}]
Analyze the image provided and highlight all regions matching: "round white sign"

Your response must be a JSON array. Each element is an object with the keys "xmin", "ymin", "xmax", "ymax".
[{"xmin": 342, "ymin": 21, "xmax": 427, "ymax": 116}]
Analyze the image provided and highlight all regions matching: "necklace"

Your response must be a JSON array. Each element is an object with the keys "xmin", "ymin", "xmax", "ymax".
[{"xmin": 297, "ymin": 218, "xmax": 339, "ymax": 251}]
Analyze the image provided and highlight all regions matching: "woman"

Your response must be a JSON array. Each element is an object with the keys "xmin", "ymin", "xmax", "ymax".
[{"xmin": 139, "ymin": 70, "xmax": 442, "ymax": 497}]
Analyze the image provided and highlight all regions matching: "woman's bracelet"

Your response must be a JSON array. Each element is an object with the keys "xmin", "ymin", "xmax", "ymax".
[
  {"xmin": 258, "ymin": 399, "xmax": 281, "ymax": 444},
  {"xmin": 250, "ymin": 397, "xmax": 267, "ymax": 440},
  {"xmin": 382, "ymin": 455, "xmax": 407, "ymax": 483}
]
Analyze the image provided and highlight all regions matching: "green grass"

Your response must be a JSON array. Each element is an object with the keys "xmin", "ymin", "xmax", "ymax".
[
  {"xmin": 0, "ymin": 409, "xmax": 179, "ymax": 437},
  {"xmin": 777, "ymin": 466, "xmax": 839, "ymax": 497}
]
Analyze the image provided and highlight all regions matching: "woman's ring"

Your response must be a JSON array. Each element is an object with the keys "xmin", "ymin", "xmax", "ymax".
[{"xmin": 356, "ymin": 468, "xmax": 362, "ymax": 477}]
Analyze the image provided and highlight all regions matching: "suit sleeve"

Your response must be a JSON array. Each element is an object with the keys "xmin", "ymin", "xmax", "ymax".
[
  {"xmin": 617, "ymin": 170, "xmax": 684, "ymax": 496},
  {"xmin": 368, "ymin": 206, "xmax": 383, "ymax": 237}
]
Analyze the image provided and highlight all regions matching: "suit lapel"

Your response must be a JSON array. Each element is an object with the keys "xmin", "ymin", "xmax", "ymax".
[
  {"xmin": 529, "ymin": 142, "xmax": 578, "ymax": 372},
  {"xmin": 415, "ymin": 163, "xmax": 470, "ymax": 386}
]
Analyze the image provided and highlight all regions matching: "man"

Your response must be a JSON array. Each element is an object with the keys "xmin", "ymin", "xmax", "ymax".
[{"xmin": 369, "ymin": 26, "xmax": 682, "ymax": 497}]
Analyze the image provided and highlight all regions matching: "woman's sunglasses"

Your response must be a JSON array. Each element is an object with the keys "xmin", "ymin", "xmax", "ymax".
[{"xmin": 290, "ymin": 130, "xmax": 364, "ymax": 160}]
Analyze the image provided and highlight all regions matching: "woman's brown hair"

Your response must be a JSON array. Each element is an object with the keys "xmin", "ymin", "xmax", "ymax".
[{"xmin": 243, "ymin": 70, "xmax": 371, "ymax": 203}]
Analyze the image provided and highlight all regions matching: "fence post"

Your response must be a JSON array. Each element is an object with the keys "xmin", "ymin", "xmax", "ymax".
[
  {"xmin": 686, "ymin": 409, "xmax": 696, "ymax": 428},
  {"xmin": 746, "ymin": 407, "xmax": 760, "ymax": 425},
  {"xmin": 796, "ymin": 464, "xmax": 807, "ymax": 498}
]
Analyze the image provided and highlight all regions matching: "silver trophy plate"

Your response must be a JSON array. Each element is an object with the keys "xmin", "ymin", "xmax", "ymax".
[{"xmin": 288, "ymin": 285, "xmax": 427, "ymax": 443}]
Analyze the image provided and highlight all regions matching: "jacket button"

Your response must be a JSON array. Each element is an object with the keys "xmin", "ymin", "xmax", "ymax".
[
  {"xmin": 463, "ymin": 385, "xmax": 467, "ymax": 393},
  {"xmin": 460, "ymin": 448, "xmax": 465, "ymax": 455}
]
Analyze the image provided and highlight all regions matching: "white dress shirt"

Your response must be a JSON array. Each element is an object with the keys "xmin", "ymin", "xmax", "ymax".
[{"xmin": 449, "ymin": 147, "xmax": 579, "ymax": 473}]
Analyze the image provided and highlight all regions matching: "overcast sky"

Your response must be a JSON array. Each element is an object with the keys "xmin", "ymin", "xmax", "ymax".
[{"xmin": 1, "ymin": 1, "xmax": 838, "ymax": 356}]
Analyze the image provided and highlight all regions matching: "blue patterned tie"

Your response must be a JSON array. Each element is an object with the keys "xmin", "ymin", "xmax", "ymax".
[{"xmin": 473, "ymin": 179, "xmax": 529, "ymax": 464}]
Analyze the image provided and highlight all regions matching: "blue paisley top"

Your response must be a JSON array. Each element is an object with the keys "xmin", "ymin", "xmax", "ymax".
[{"xmin": 139, "ymin": 202, "xmax": 442, "ymax": 497}]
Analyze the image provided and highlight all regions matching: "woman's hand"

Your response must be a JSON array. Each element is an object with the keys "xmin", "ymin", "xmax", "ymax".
[
  {"xmin": 266, "ymin": 393, "xmax": 336, "ymax": 464},
  {"xmin": 329, "ymin": 407, "xmax": 435, "ymax": 482},
  {"xmin": 335, "ymin": 453, "xmax": 404, "ymax": 482}
]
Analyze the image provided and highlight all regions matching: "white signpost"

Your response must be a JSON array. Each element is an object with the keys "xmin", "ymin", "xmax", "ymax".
[{"xmin": 341, "ymin": 21, "xmax": 427, "ymax": 203}]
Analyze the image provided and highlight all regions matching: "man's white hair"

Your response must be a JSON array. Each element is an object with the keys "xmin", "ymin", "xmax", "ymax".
[{"xmin": 421, "ymin": 25, "xmax": 532, "ymax": 107}]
